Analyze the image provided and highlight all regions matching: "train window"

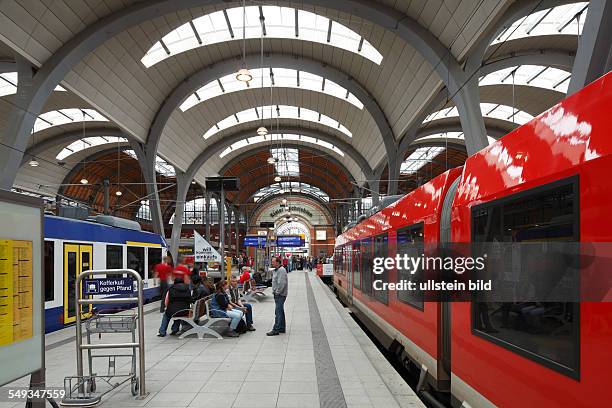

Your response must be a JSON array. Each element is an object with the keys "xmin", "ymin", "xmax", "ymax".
[
  {"xmin": 44, "ymin": 241, "xmax": 54, "ymax": 301},
  {"xmin": 353, "ymin": 242, "xmax": 361, "ymax": 290},
  {"xmin": 345, "ymin": 245, "xmax": 352, "ymax": 281},
  {"xmin": 127, "ymin": 246, "xmax": 145, "ymax": 279},
  {"xmin": 471, "ymin": 179, "xmax": 579, "ymax": 378},
  {"xmin": 373, "ymin": 233, "xmax": 389, "ymax": 304},
  {"xmin": 361, "ymin": 238, "xmax": 373, "ymax": 296},
  {"xmin": 396, "ymin": 223, "xmax": 424, "ymax": 309},
  {"xmin": 106, "ymin": 245, "xmax": 124, "ymax": 278},
  {"xmin": 148, "ymin": 248, "xmax": 162, "ymax": 277}
]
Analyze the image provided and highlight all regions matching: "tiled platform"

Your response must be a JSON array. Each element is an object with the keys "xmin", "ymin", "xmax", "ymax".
[{"xmin": 3, "ymin": 270, "xmax": 424, "ymax": 408}]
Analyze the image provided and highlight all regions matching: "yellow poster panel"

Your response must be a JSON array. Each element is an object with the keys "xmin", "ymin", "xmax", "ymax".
[{"xmin": 0, "ymin": 239, "xmax": 33, "ymax": 347}]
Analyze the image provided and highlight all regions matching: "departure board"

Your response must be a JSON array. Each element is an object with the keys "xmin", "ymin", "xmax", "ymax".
[
  {"xmin": 0, "ymin": 191, "xmax": 43, "ymax": 387},
  {"xmin": 0, "ymin": 239, "xmax": 34, "ymax": 346}
]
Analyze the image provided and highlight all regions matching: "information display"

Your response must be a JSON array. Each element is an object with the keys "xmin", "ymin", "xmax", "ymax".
[
  {"xmin": 276, "ymin": 235, "xmax": 305, "ymax": 247},
  {"xmin": 0, "ymin": 240, "xmax": 34, "ymax": 345},
  {"xmin": 0, "ymin": 191, "xmax": 43, "ymax": 387},
  {"xmin": 244, "ymin": 236, "xmax": 267, "ymax": 247}
]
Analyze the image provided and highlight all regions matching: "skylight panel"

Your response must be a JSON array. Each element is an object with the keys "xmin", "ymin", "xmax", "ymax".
[
  {"xmin": 204, "ymin": 105, "xmax": 352, "ymax": 139},
  {"xmin": 413, "ymin": 132, "xmax": 496, "ymax": 145},
  {"xmin": 423, "ymin": 103, "xmax": 533, "ymax": 125},
  {"xmin": 479, "ymin": 65, "xmax": 571, "ymax": 93},
  {"xmin": 56, "ymin": 136, "xmax": 127, "ymax": 160},
  {"xmin": 400, "ymin": 146, "xmax": 445, "ymax": 175},
  {"xmin": 33, "ymin": 108, "xmax": 108, "ymax": 133},
  {"xmin": 125, "ymin": 150, "xmax": 175, "ymax": 176},
  {"xmin": 218, "ymin": 133, "xmax": 344, "ymax": 158},
  {"xmin": 491, "ymin": 2, "xmax": 588, "ymax": 45},
  {"xmin": 141, "ymin": 6, "xmax": 383, "ymax": 68},
  {"xmin": 180, "ymin": 67, "xmax": 364, "ymax": 111},
  {"xmin": 0, "ymin": 72, "xmax": 66, "ymax": 97}
]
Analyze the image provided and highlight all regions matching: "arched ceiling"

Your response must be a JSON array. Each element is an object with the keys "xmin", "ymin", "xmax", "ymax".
[{"xmin": 2, "ymin": 0, "xmax": 589, "ymax": 214}]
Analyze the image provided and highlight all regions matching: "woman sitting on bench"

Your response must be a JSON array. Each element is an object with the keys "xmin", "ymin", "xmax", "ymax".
[{"xmin": 209, "ymin": 280, "xmax": 244, "ymax": 337}]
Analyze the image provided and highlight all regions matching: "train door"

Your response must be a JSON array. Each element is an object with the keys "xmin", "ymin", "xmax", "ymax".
[
  {"xmin": 63, "ymin": 243, "xmax": 93, "ymax": 324},
  {"xmin": 346, "ymin": 245, "xmax": 352, "ymax": 300}
]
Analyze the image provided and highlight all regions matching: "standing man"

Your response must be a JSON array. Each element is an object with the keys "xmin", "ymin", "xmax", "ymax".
[{"xmin": 267, "ymin": 256, "xmax": 288, "ymax": 336}]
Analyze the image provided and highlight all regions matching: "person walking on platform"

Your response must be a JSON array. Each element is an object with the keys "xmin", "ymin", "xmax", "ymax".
[
  {"xmin": 154, "ymin": 256, "xmax": 173, "ymax": 313},
  {"xmin": 267, "ymin": 256, "xmax": 288, "ymax": 336}
]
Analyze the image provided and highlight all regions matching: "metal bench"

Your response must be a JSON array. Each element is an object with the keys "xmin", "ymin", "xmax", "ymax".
[
  {"xmin": 171, "ymin": 296, "xmax": 231, "ymax": 339},
  {"xmin": 240, "ymin": 280, "xmax": 269, "ymax": 303}
]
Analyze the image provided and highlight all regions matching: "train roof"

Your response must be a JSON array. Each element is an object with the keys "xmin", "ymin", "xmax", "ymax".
[{"xmin": 44, "ymin": 215, "xmax": 166, "ymax": 247}]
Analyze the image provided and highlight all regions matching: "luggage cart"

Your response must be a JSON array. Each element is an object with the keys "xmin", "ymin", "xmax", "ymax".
[{"xmin": 61, "ymin": 269, "xmax": 147, "ymax": 407}]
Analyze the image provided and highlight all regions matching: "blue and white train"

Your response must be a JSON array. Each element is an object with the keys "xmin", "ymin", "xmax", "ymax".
[{"xmin": 43, "ymin": 215, "xmax": 166, "ymax": 333}]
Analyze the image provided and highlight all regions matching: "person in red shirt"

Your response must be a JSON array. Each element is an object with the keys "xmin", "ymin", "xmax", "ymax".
[{"xmin": 154, "ymin": 256, "xmax": 173, "ymax": 313}]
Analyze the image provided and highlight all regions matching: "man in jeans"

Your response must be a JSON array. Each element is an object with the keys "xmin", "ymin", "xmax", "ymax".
[{"xmin": 267, "ymin": 256, "xmax": 288, "ymax": 336}]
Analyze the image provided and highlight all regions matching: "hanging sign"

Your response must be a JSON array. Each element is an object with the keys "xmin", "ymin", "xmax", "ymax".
[{"xmin": 194, "ymin": 230, "xmax": 222, "ymax": 262}]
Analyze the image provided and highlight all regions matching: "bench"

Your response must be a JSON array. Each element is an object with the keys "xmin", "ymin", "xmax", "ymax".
[
  {"xmin": 239, "ymin": 280, "xmax": 269, "ymax": 303},
  {"xmin": 170, "ymin": 296, "xmax": 231, "ymax": 339}
]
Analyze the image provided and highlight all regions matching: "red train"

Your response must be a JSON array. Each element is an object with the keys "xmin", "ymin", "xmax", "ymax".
[{"xmin": 333, "ymin": 72, "xmax": 612, "ymax": 407}]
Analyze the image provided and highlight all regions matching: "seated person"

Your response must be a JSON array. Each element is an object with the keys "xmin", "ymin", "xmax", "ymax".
[
  {"xmin": 209, "ymin": 280, "xmax": 244, "ymax": 337},
  {"xmin": 157, "ymin": 270, "xmax": 192, "ymax": 337},
  {"xmin": 191, "ymin": 274, "xmax": 210, "ymax": 301},
  {"xmin": 253, "ymin": 268, "xmax": 272, "ymax": 287},
  {"xmin": 228, "ymin": 276, "xmax": 255, "ymax": 331}
]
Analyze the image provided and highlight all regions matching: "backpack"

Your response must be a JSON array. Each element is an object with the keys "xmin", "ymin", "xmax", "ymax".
[{"xmin": 235, "ymin": 317, "xmax": 248, "ymax": 334}]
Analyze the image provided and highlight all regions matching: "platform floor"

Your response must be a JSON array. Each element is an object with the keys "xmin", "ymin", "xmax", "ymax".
[{"xmin": 3, "ymin": 270, "xmax": 424, "ymax": 408}]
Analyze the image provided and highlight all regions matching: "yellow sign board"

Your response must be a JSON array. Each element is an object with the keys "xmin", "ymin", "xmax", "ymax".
[
  {"xmin": 225, "ymin": 256, "xmax": 232, "ymax": 281},
  {"xmin": 0, "ymin": 239, "xmax": 33, "ymax": 346}
]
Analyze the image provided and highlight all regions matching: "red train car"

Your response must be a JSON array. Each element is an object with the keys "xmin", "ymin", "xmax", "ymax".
[{"xmin": 334, "ymin": 72, "xmax": 612, "ymax": 407}]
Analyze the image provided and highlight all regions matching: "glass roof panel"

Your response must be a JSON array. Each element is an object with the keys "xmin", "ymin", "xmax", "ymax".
[
  {"xmin": 253, "ymin": 181, "xmax": 329, "ymax": 202},
  {"xmin": 180, "ymin": 67, "xmax": 364, "ymax": 111},
  {"xmin": 414, "ymin": 132, "xmax": 496, "ymax": 145},
  {"xmin": 479, "ymin": 65, "xmax": 572, "ymax": 93},
  {"xmin": 33, "ymin": 108, "xmax": 108, "ymax": 133},
  {"xmin": 1, "ymin": 72, "xmax": 66, "ymax": 97},
  {"xmin": 400, "ymin": 146, "xmax": 445, "ymax": 175},
  {"xmin": 491, "ymin": 2, "xmax": 588, "ymax": 45},
  {"xmin": 272, "ymin": 147, "xmax": 299, "ymax": 177},
  {"xmin": 125, "ymin": 150, "xmax": 175, "ymax": 177},
  {"xmin": 141, "ymin": 6, "xmax": 383, "ymax": 68},
  {"xmin": 56, "ymin": 136, "xmax": 128, "ymax": 160},
  {"xmin": 219, "ymin": 133, "xmax": 345, "ymax": 158},
  {"xmin": 423, "ymin": 103, "xmax": 533, "ymax": 125},
  {"xmin": 203, "ymin": 105, "xmax": 352, "ymax": 139}
]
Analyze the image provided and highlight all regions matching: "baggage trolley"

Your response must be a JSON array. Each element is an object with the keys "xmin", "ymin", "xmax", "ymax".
[{"xmin": 61, "ymin": 269, "xmax": 147, "ymax": 406}]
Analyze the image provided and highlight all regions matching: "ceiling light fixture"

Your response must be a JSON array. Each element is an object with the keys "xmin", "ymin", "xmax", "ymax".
[
  {"xmin": 28, "ymin": 158, "xmax": 40, "ymax": 167},
  {"xmin": 115, "ymin": 190, "xmax": 122, "ymax": 196},
  {"xmin": 80, "ymin": 178, "xmax": 88, "ymax": 185},
  {"xmin": 257, "ymin": 126, "xmax": 268, "ymax": 136},
  {"xmin": 267, "ymin": 157, "xmax": 276, "ymax": 164},
  {"xmin": 281, "ymin": 198, "xmax": 287, "ymax": 205},
  {"xmin": 274, "ymin": 175, "xmax": 281, "ymax": 182},
  {"xmin": 236, "ymin": 68, "xmax": 252, "ymax": 83}
]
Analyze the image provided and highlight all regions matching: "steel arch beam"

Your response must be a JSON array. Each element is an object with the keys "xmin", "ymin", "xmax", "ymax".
[
  {"xmin": 217, "ymin": 143, "xmax": 357, "ymax": 186},
  {"xmin": 185, "ymin": 126, "xmax": 372, "ymax": 183},
  {"xmin": 466, "ymin": 0, "xmax": 578, "ymax": 73},
  {"xmin": 480, "ymin": 50, "xmax": 575, "ymax": 76},
  {"xmin": 250, "ymin": 191, "xmax": 335, "ymax": 226},
  {"xmin": 228, "ymin": 173, "xmax": 349, "ymax": 206},
  {"xmin": 145, "ymin": 54, "xmax": 390, "ymax": 174},
  {"xmin": 20, "ymin": 127, "xmax": 128, "ymax": 166}
]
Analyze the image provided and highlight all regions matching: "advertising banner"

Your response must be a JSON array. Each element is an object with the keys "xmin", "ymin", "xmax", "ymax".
[{"xmin": 194, "ymin": 230, "xmax": 222, "ymax": 263}]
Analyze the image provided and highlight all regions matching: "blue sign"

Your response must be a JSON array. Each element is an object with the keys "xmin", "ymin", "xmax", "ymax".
[
  {"xmin": 276, "ymin": 235, "xmax": 304, "ymax": 247},
  {"xmin": 84, "ymin": 278, "xmax": 135, "ymax": 295},
  {"xmin": 244, "ymin": 236, "xmax": 266, "ymax": 247}
]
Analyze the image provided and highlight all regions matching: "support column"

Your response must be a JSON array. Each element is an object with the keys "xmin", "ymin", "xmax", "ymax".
[
  {"xmin": 129, "ymin": 141, "xmax": 164, "ymax": 236},
  {"xmin": 219, "ymin": 189, "xmax": 226, "ymax": 261},
  {"xmin": 235, "ymin": 208, "xmax": 240, "ymax": 254},
  {"xmin": 452, "ymin": 76, "xmax": 489, "ymax": 155},
  {"xmin": 169, "ymin": 171, "xmax": 189, "ymax": 265},
  {"xmin": 227, "ymin": 207, "xmax": 233, "ymax": 255},
  {"xmin": 0, "ymin": 56, "xmax": 35, "ymax": 190},
  {"xmin": 103, "ymin": 179, "xmax": 110, "ymax": 215},
  {"xmin": 369, "ymin": 179, "xmax": 381, "ymax": 206},
  {"xmin": 568, "ymin": 0, "xmax": 612, "ymax": 94},
  {"xmin": 387, "ymin": 152, "xmax": 401, "ymax": 196},
  {"xmin": 205, "ymin": 191, "xmax": 211, "ymax": 241}
]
